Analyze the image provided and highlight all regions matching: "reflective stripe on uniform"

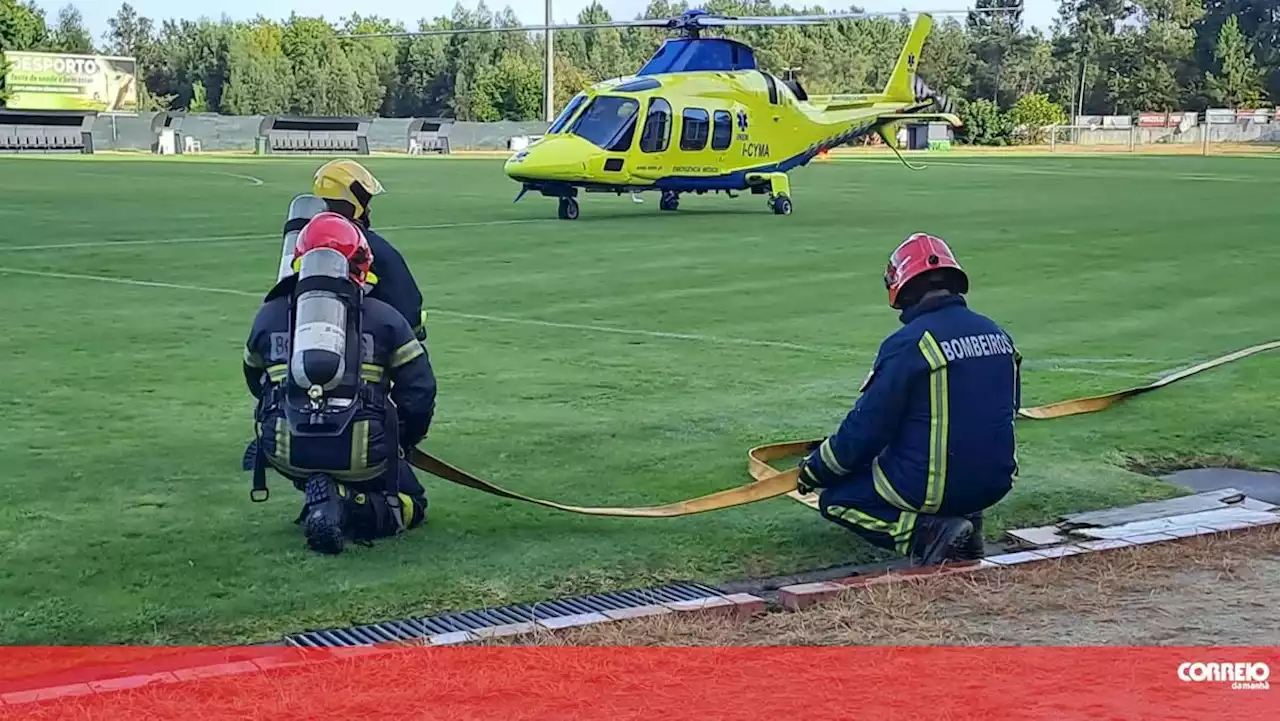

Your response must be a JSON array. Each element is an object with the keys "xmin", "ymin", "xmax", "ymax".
[
  {"xmin": 917, "ymin": 331, "xmax": 950, "ymax": 515},
  {"xmin": 823, "ymin": 504, "xmax": 894, "ymax": 533},
  {"xmin": 273, "ymin": 416, "xmax": 290, "ymax": 469},
  {"xmin": 412, "ymin": 310, "xmax": 427, "ymax": 339},
  {"xmin": 244, "ymin": 347, "xmax": 265, "ymax": 369},
  {"xmin": 398, "ymin": 493, "xmax": 415, "ymax": 529},
  {"xmin": 893, "ymin": 511, "xmax": 919, "ymax": 555},
  {"xmin": 800, "ymin": 464, "xmax": 821, "ymax": 487},
  {"xmin": 391, "ymin": 340, "xmax": 424, "ymax": 368},
  {"xmin": 872, "ymin": 458, "xmax": 915, "ymax": 512},
  {"xmin": 818, "ymin": 438, "xmax": 849, "ymax": 476},
  {"xmin": 350, "ymin": 420, "xmax": 369, "ymax": 473},
  {"xmin": 1012, "ymin": 345, "xmax": 1022, "ymax": 481},
  {"xmin": 266, "ymin": 363, "xmax": 287, "ymax": 383},
  {"xmin": 360, "ymin": 363, "xmax": 384, "ymax": 383},
  {"xmin": 825, "ymin": 503, "xmax": 918, "ymax": 555}
]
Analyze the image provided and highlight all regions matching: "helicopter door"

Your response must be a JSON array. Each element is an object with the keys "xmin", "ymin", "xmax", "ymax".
[{"xmin": 635, "ymin": 97, "xmax": 673, "ymax": 180}]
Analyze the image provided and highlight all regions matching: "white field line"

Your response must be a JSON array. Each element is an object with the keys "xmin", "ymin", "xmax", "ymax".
[
  {"xmin": 0, "ymin": 265, "xmax": 1180, "ymax": 378},
  {"xmin": 6, "ymin": 218, "xmax": 549, "ymax": 252},
  {"xmin": 218, "ymin": 172, "xmax": 265, "ymax": 186},
  {"xmin": 0, "ymin": 267, "xmax": 259, "ymax": 297},
  {"xmin": 434, "ymin": 309, "xmax": 820, "ymax": 352},
  {"xmin": 828, "ymin": 157, "xmax": 1259, "ymax": 182}
]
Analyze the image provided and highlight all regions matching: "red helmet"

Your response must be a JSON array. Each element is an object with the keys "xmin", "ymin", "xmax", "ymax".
[
  {"xmin": 293, "ymin": 211, "xmax": 373, "ymax": 284},
  {"xmin": 883, "ymin": 233, "xmax": 968, "ymax": 309}
]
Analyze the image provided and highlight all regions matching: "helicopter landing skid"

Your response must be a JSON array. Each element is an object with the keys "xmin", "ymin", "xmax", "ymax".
[{"xmin": 745, "ymin": 172, "xmax": 793, "ymax": 216}]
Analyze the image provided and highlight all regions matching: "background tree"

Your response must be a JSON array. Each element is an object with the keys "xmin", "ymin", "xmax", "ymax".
[
  {"xmin": 1007, "ymin": 92, "xmax": 1069, "ymax": 142},
  {"xmin": 0, "ymin": 0, "xmax": 48, "ymax": 104},
  {"xmin": 1204, "ymin": 14, "xmax": 1265, "ymax": 107},
  {"xmin": 21, "ymin": 1, "xmax": 1270, "ymax": 123},
  {"xmin": 221, "ymin": 19, "xmax": 293, "ymax": 115},
  {"xmin": 966, "ymin": 0, "xmax": 1025, "ymax": 105},
  {"xmin": 47, "ymin": 5, "xmax": 93, "ymax": 52}
]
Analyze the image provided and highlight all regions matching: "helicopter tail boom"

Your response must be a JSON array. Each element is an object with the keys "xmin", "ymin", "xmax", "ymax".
[{"xmin": 804, "ymin": 13, "xmax": 937, "ymax": 113}]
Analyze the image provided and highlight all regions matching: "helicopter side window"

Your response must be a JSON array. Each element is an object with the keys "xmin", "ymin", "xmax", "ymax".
[
  {"xmin": 711, "ymin": 110, "xmax": 732, "ymax": 151},
  {"xmin": 549, "ymin": 93, "xmax": 587, "ymax": 135},
  {"xmin": 569, "ymin": 96, "xmax": 640, "ymax": 151},
  {"xmin": 640, "ymin": 98, "xmax": 672, "ymax": 153},
  {"xmin": 680, "ymin": 108, "xmax": 709, "ymax": 151},
  {"xmin": 761, "ymin": 73, "xmax": 779, "ymax": 105}
]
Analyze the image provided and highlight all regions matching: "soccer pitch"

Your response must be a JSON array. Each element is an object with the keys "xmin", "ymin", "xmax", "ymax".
[{"xmin": 1, "ymin": 153, "xmax": 1277, "ymax": 644}]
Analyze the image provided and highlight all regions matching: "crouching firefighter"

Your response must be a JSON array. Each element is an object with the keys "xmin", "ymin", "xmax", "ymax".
[
  {"xmin": 797, "ymin": 233, "xmax": 1021, "ymax": 566},
  {"xmin": 243, "ymin": 211, "xmax": 438, "ymax": 555},
  {"xmin": 311, "ymin": 159, "xmax": 429, "ymax": 343}
]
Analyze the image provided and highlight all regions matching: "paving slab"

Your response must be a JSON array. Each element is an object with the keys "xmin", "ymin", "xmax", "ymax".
[
  {"xmin": 1060, "ymin": 488, "xmax": 1246, "ymax": 528},
  {"xmin": 1162, "ymin": 469, "xmax": 1280, "ymax": 506},
  {"xmin": 1071, "ymin": 507, "xmax": 1280, "ymax": 540},
  {"xmin": 1006, "ymin": 525, "xmax": 1070, "ymax": 548}
]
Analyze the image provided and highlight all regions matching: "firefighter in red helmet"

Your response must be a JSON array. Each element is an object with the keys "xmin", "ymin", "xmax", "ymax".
[
  {"xmin": 797, "ymin": 233, "xmax": 1021, "ymax": 566},
  {"xmin": 242, "ymin": 213, "xmax": 437, "ymax": 555}
]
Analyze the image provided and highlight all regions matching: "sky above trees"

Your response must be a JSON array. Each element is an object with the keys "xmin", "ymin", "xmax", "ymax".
[{"xmin": 35, "ymin": 0, "xmax": 1063, "ymax": 45}]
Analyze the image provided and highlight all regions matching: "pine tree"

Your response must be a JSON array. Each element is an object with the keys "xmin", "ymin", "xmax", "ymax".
[
  {"xmin": 49, "ymin": 5, "xmax": 93, "ymax": 53},
  {"xmin": 1205, "ymin": 14, "xmax": 1264, "ymax": 107}
]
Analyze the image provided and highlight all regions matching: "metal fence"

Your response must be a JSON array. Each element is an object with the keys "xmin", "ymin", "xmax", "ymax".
[
  {"xmin": 1048, "ymin": 112, "xmax": 1280, "ymax": 154},
  {"xmin": 86, "ymin": 111, "xmax": 1280, "ymax": 155},
  {"xmin": 90, "ymin": 112, "xmax": 551, "ymax": 153}
]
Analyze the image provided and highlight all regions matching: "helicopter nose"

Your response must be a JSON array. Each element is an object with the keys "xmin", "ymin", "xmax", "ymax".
[{"xmin": 504, "ymin": 135, "xmax": 596, "ymax": 182}]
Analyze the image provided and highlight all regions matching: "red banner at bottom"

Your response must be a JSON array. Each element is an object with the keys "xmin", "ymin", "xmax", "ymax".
[{"xmin": 0, "ymin": 646, "xmax": 1276, "ymax": 720}]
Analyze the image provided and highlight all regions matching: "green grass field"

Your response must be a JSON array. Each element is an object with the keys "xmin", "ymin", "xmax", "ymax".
[{"xmin": 1, "ymin": 152, "xmax": 1277, "ymax": 645}]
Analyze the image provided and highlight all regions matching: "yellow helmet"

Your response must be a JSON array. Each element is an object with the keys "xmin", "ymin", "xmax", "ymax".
[{"xmin": 312, "ymin": 159, "xmax": 385, "ymax": 223}]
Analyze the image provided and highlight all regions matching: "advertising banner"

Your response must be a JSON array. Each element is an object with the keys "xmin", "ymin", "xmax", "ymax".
[{"xmin": 2, "ymin": 51, "xmax": 138, "ymax": 114}]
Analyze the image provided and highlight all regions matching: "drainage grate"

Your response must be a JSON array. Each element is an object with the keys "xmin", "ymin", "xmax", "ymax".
[{"xmin": 283, "ymin": 581, "xmax": 724, "ymax": 648}]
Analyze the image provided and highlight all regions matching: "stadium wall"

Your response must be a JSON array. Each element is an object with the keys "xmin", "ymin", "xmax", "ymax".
[
  {"xmin": 86, "ymin": 112, "xmax": 1280, "ymax": 154},
  {"xmin": 89, "ymin": 113, "xmax": 551, "ymax": 153}
]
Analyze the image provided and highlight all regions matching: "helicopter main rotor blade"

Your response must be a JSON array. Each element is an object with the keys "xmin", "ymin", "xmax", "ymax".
[
  {"xmin": 697, "ymin": 6, "xmax": 1024, "ymax": 26},
  {"xmin": 343, "ymin": 19, "xmax": 671, "ymax": 39},
  {"xmin": 341, "ymin": 6, "xmax": 1024, "ymax": 39}
]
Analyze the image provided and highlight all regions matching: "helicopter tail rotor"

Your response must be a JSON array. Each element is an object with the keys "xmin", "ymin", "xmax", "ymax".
[{"xmin": 913, "ymin": 75, "xmax": 955, "ymax": 114}]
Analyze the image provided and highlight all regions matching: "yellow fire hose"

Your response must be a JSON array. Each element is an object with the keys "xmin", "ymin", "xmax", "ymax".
[{"xmin": 409, "ymin": 340, "xmax": 1280, "ymax": 518}]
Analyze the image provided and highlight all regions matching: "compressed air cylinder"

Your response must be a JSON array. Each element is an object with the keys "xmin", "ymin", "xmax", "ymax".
[
  {"xmin": 278, "ymin": 194, "xmax": 329, "ymax": 282},
  {"xmin": 290, "ymin": 248, "xmax": 350, "ymax": 393}
]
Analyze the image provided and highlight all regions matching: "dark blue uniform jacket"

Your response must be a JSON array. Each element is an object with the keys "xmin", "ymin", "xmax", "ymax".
[
  {"xmin": 801, "ymin": 294, "xmax": 1021, "ymax": 515},
  {"xmin": 243, "ymin": 285, "xmax": 438, "ymax": 455},
  {"xmin": 364, "ymin": 228, "xmax": 426, "ymax": 341}
]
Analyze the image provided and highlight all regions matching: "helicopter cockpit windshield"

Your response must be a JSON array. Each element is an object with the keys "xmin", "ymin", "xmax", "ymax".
[
  {"xmin": 548, "ymin": 93, "xmax": 587, "ymax": 134},
  {"xmin": 568, "ymin": 95, "xmax": 639, "ymax": 151}
]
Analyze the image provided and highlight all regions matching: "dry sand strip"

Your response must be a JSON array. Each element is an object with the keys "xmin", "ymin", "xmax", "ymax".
[{"xmin": 488, "ymin": 526, "xmax": 1280, "ymax": 646}]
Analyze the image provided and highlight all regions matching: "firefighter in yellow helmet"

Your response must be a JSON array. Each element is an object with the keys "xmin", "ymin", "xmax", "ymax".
[{"xmin": 313, "ymin": 159, "xmax": 427, "ymax": 342}]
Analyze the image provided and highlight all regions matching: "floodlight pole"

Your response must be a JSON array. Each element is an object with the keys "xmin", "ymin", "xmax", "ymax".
[{"xmin": 544, "ymin": 0, "xmax": 555, "ymax": 122}]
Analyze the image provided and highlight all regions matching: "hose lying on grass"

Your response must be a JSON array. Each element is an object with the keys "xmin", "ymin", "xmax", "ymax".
[{"xmin": 409, "ymin": 340, "xmax": 1280, "ymax": 518}]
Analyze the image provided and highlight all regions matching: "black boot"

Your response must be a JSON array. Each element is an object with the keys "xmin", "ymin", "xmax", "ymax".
[
  {"xmin": 907, "ymin": 515, "xmax": 973, "ymax": 567},
  {"xmin": 951, "ymin": 511, "xmax": 986, "ymax": 561},
  {"xmin": 302, "ymin": 474, "xmax": 345, "ymax": 555},
  {"xmin": 341, "ymin": 491, "xmax": 428, "ymax": 544}
]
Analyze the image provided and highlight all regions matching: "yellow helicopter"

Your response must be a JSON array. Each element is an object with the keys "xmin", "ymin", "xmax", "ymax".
[{"xmin": 356, "ymin": 8, "xmax": 985, "ymax": 219}]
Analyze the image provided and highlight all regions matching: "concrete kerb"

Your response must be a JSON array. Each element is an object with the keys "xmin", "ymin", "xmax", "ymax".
[{"xmin": 775, "ymin": 509, "xmax": 1280, "ymax": 611}]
